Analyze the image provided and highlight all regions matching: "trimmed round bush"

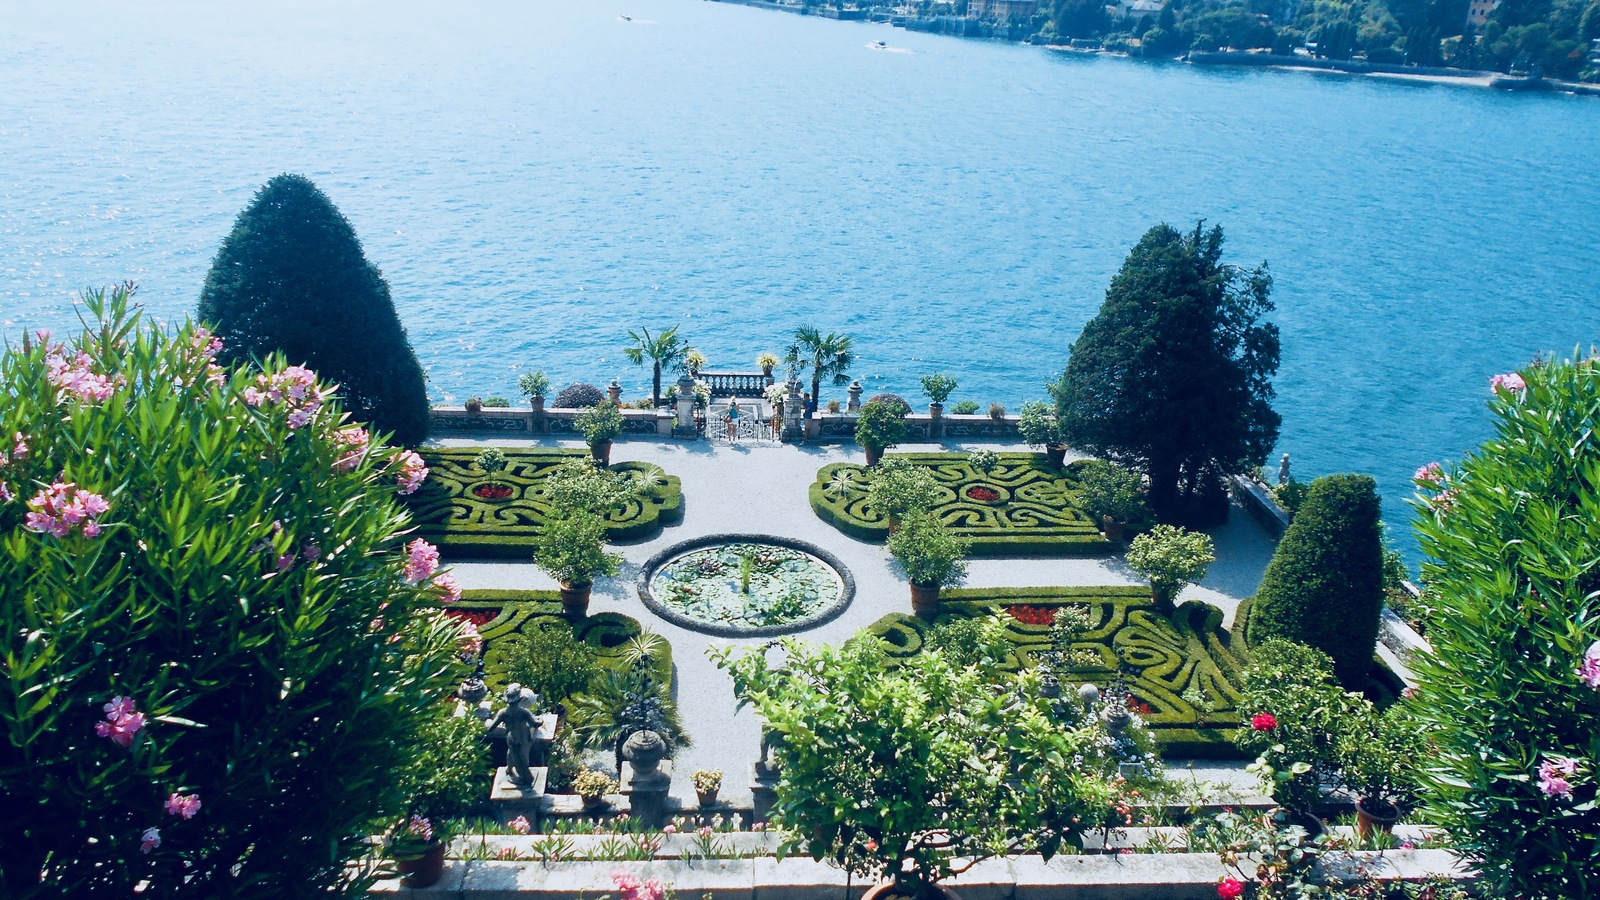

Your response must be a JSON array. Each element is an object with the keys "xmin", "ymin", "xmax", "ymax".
[
  {"xmin": 553, "ymin": 383, "xmax": 605, "ymax": 409},
  {"xmin": 1246, "ymin": 474, "xmax": 1383, "ymax": 687},
  {"xmin": 867, "ymin": 392, "xmax": 912, "ymax": 415},
  {"xmin": 0, "ymin": 287, "xmax": 466, "ymax": 898}
]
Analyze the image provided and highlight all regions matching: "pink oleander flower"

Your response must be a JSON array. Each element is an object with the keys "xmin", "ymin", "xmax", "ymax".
[
  {"xmin": 47, "ymin": 350, "xmax": 117, "ymax": 403},
  {"xmin": 332, "ymin": 426, "xmax": 370, "ymax": 473},
  {"xmin": 407, "ymin": 814, "xmax": 433, "ymax": 842},
  {"xmin": 245, "ymin": 365, "xmax": 326, "ymax": 427},
  {"xmin": 96, "ymin": 696, "xmax": 146, "ymax": 749},
  {"xmin": 1538, "ymin": 756, "xmax": 1579, "ymax": 799},
  {"xmin": 1413, "ymin": 462, "xmax": 1444, "ymax": 486},
  {"xmin": 140, "ymin": 827, "xmax": 161, "ymax": 854},
  {"xmin": 1490, "ymin": 372, "xmax": 1527, "ymax": 393},
  {"xmin": 612, "ymin": 873, "xmax": 642, "ymax": 894},
  {"xmin": 164, "ymin": 792, "xmax": 202, "ymax": 820},
  {"xmin": 1217, "ymin": 877, "xmax": 1244, "ymax": 900},
  {"xmin": 10, "ymin": 432, "xmax": 26, "ymax": 460},
  {"xmin": 0, "ymin": 482, "xmax": 11, "ymax": 504},
  {"xmin": 662, "ymin": 824, "xmax": 677, "ymax": 834},
  {"xmin": 303, "ymin": 543, "xmax": 321, "ymax": 561},
  {"xmin": 698, "ymin": 826, "xmax": 713, "ymax": 837},
  {"xmin": 1428, "ymin": 487, "xmax": 1459, "ymax": 513},
  {"xmin": 433, "ymin": 572, "xmax": 462, "ymax": 604},
  {"xmin": 508, "ymin": 815, "xmax": 531, "ymax": 835},
  {"xmin": 640, "ymin": 879, "xmax": 665, "ymax": 900},
  {"xmin": 459, "ymin": 621, "xmax": 483, "ymax": 656},
  {"xmin": 1579, "ymin": 641, "xmax": 1600, "ymax": 689},
  {"xmin": 105, "ymin": 696, "xmax": 136, "ymax": 719},
  {"xmin": 395, "ymin": 450, "xmax": 429, "ymax": 495},
  {"xmin": 274, "ymin": 552, "xmax": 296, "ymax": 573},
  {"xmin": 190, "ymin": 328, "xmax": 223, "ymax": 360},
  {"xmin": 403, "ymin": 539, "xmax": 440, "ymax": 584},
  {"xmin": 23, "ymin": 482, "xmax": 109, "ymax": 539}
]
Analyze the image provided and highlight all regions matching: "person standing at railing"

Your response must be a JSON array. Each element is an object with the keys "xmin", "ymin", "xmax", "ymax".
[{"xmin": 726, "ymin": 399, "xmax": 741, "ymax": 442}]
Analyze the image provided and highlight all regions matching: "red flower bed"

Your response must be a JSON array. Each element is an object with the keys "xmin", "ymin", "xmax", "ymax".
[
  {"xmin": 965, "ymin": 485, "xmax": 1001, "ymax": 503},
  {"xmin": 442, "ymin": 609, "xmax": 497, "ymax": 628},
  {"xmin": 1006, "ymin": 605, "xmax": 1056, "ymax": 626},
  {"xmin": 472, "ymin": 483, "xmax": 514, "ymax": 500}
]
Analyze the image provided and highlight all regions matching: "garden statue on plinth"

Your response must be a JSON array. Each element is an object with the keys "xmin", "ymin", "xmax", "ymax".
[
  {"xmin": 1277, "ymin": 453, "xmax": 1291, "ymax": 486},
  {"xmin": 486, "ymin": 684, "xmax": 541, "ymax": 787},
  {"xmin": 620, "ymin": 729, "xmax": 671, "ymax": 828}
]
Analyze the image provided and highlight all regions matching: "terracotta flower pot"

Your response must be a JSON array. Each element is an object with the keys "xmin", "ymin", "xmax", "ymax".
[
  {"xmin": 865, "ymin": 445, "xmax": 884, "ymax": 466},
  {"xmin": 910, "ymin": 581, "xmax": 941, "ymax": 618},
  {"xmin": 1045, "ymin": 444, "xmax": 1068, "ymax": 468},
  {"xmin": 1101, "ymin": 516, "xmax": 1125, "ymax": 542},
  {"xmin": 559, "ymin": 581, "xmax": 592, "ymax": 619},
  {"xmin": 590, "ymin": 439, "xmax": 612, "ymax": 467},
  {"xmin": 862, "ymin": 882, "xmax": 961, "ymax": 900},
  {"xmin": 1355, "ymin": 798, "xmax": 1400, "ymax": 840},
  {"xmin": 465, "ymin": 400, "xmax": 483, "ymax": 415},
  {"xmin": 394, "ymin": 841, "xmax": 447, "ymax": 889},
  {"xmin": 697, "ymin": 789, "xmax": 720, "ymax": 809}
]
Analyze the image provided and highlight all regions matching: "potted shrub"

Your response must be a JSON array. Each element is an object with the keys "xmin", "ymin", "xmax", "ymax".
[
  {"xmin": 1124, "ymin": 524, "xmax": 1213, "ymax": 612},
  {"xmin": 572, "ymin": 770, "xmax": 617, "ymax": 811},
  {"xmin": 533, "ymin": 513, "xmax": 622, "ymax": 618},
  {"xmin": 685, "ymin": 348, "xmax": 707, "ymax": 376},
  {"xmin": 951, "ymin": 400, "xmax": 979, "ymax": 415},
  {"xmin": 887, "ymin": 511, "xmax": 969, "ymax": 617},
  {"xmin": 692, "ymin": 768, "xmax": 723, "ymax": 808},
  {"xmin": 1017, "ymin": 401, "xmax": 1067, "ymax": 467},
  {"xmin": 518, "ymin": 370, "xmax": 551, "ymax": 414},
  {"xmin": 464, "ymin": 396, "xmax": 483, "ymax": 415},
  {"xmin": 826, "ymin": 399, "xmax": 841, "ymax": 413},
  {"xmin": 385, "ymin": 814, "xmax": 455, "ymax": 888},
  {"xmin": 756, "ymin": 352, "xmax": 780, "ymax": 379},
  {"xmin": 714, "ymin": 639, "xmax": 1127, "ymax": 900},
  {"xmin": 574, "ymin": 399, "xmax": 625, "ymax": 466},
  {"xmin": 988, "ymin": 401, "xmax": 1006, "ymax": 421},
  {"xmin": 919, "ymin": 373, "xmax": 957, "ymax": 417},
  {"xmin": 1339, "ymin": 700, "xmax": 1428, "ymax": 839},
  {"xmin": 1076, "ymin": 460, "xmax": 1148, "ymax": 541},
  {"xmin": 855, "ymin": 398, "xmax": 909, "ymax": 466},
  {"xmin": 866, "ymin": 457, "xmax": 941, "ymax": 533}
]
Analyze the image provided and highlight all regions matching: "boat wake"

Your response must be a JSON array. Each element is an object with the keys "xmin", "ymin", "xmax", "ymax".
[{"xmin": 866, "ymin": 41, "xmax": 911, "ymax": 53}]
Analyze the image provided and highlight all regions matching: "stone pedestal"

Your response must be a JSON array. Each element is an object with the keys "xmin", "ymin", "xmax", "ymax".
[
  {"xmin": 782, "ymin": 378, "xmax": 807, "ymax": 442},
  {"xmin": 490, "ymin": 766, "xmax": 548, "ymax": 825},
  {"xmin": 846, "ymin": 379, "xmax": 864, "ymax": 412},
  {"xmin": 620, "ymin": 760, "xmax": 672, "ymax": 829},
  {"xmin": 608, "ymin": 379, "xmax": 623, "ymax": 405},
  {"xmin": 675, "ymin": 372, "xmax": 697, "ymax": 436},
  {"xmin": 751, "ymin": 766, "xmax": 781, "ymax": 826}
]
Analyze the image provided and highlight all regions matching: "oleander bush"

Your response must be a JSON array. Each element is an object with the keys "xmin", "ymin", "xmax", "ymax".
[
  {"xmin": 0, "ymin": 287, "xmax": 467, "ymax": 898},
  {"xmin": 402, "ymin": 449, "xmax": 682, "ymax": 557},
  {"xmin": 810, "ymin": 453, "xmax": 1110, "ymax": 556},
  {"xmin": 1410, "ymin": 359, "xmax": 1600, "ymax": 898},
  {"xmin": 1247, "ymin": 474, "xmax": 1384, "ymax": 687},
  {"xmin": 862, "ymin": 586, "xmax": 1252, "ymax": 757}
]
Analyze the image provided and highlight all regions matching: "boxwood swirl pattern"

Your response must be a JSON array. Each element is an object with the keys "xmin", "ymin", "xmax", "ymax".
[
  {"xmin": 445, "ymin": 590, "xmax": 673, "ymax": 694},
  {"xmin": 403, "ymin": 448, "xmax": 683, "ymax": 557},
  {"xmin": 865, "ymin": 586, "xmax": 1253, "ymax": 758},
  {"xmin": 809, "ymin": 452, "xmax": 1110, "ymax": 556}
]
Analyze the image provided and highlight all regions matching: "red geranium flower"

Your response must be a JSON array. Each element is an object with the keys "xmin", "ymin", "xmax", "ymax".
[
  {"xmin": 1250, "ymin": 713, "xmax": 1277, "ymax": 731},
  {"xmin": 1217, "ymin": 877, "xmax": 1244, "ymax": 899}
]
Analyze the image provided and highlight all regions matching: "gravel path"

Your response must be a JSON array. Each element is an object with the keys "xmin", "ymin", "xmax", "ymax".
[{"xmin": 435, "ymin": 434, "xmax": 1279, "ymax": 805}]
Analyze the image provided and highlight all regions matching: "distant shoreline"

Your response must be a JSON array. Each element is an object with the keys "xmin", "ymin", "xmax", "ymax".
[{"xmin": 1180, "ymin": 51, "xmax": 1600, "ymax": 96}]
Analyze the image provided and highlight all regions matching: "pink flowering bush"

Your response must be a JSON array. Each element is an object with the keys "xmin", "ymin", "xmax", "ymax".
[
  {"xmin": 0, "ymin": 286, "xmax": 469, "ymax": 899},
  {"xmin": 1411, "ymin": 355, "xmax": 1600, "ymax": 898}
]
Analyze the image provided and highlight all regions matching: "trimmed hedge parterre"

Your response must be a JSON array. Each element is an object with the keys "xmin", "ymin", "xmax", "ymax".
[
  {"xmin": 864, "ymin": 586, "xmax": 1253, "ymax": 757},
  {"xmin": 810, "ymin": 453, "xmax": 1111, "ymax": 556},
  {"xmin": 404, "ymin": 448, "xmax": 683, "ymax": 557},
  {"xmin": 445, "ymin": 590, "xmax": 673, "ymax": 694}
]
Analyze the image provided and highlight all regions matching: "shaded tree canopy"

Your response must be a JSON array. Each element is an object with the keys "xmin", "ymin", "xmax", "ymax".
[
  {"xmin": 1052, "ymin": 221, "xmax": 1280, "ymax": 526},
  {"xmin": 197, "ymin": 174, "xmax": 430, "ymax": 445}
]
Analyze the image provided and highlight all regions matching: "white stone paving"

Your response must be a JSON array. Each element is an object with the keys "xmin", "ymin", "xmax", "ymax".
[{"xmin": 434, "ymin": 434, "xmax": 1280, "ymax": 805}]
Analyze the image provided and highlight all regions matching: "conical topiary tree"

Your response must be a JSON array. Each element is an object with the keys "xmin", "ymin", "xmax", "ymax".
[
  {"xmin": 198, "ymin": 174, "xmax": 430, "ymax": 445},
  {"xmin": 1246, "ymin": 473, "xmax": 1384, "ymax": 687}
]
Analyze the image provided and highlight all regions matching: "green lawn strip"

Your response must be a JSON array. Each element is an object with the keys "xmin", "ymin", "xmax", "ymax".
[
  {"xmin": 445, "ymin": 590, "xmax": 673, "ymax": 693},
  {"xmin": 404, "ymin": 448, "xmax": 683, "ymax": 558},
  {"xmin": 810, "ymin": 452, "xmax": 1111, "ymax": 556},
  {"xmin": 863, "ymin": 586, "xmax": 1247, "ymax": 758}
]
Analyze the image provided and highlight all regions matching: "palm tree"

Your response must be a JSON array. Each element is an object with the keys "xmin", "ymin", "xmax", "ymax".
[
  {"xmin": 623, "ymin": 325, "xmax": 686, "ymax": 408},
  {"xmin": 784, "ymin": 326, "xmax": 854, "ymax": 411}
]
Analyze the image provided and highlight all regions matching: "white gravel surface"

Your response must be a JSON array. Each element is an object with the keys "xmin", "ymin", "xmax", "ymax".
[{"xmin": 435, "ymin": 434, "xmax": 1279, "ymax": 805}]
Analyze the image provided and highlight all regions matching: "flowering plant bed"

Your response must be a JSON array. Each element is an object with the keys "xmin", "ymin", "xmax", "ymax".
[
  {"xmin": 865, "ymin": 586, "xmax": 1255, "ymax": 757},
  {"xmin": 402, "ymin": 449, "xmax": 683, "ymax": 558},
  {"xmin": 810, "ymin": 453, "xmax": 1109, "ymax": 556}
]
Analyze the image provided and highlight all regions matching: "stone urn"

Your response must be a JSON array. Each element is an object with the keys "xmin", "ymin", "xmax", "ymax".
[
  {"xmin": 621, "ymin": 729, "xmax": 668, "ymax": 779},
  {"xmin": 530, "ymin": 394, "xmax": 545, "ymax": 415},
  {"xmin": 559, "ymin": 581, "xmax": 592, "ymax": 619},
  {"xmin": 465, "ymin": 397, "xmax": 483, "ymax": 415}
]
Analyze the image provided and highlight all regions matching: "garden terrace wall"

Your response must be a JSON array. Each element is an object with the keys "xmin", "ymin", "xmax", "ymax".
[
  {"xmin": 806, "ymin": 411, "xmax": 1022, "ymax": 442},
  {"xmin": 431, "ymin": 406, "xmax": 674, "ymax": 436},
  {"xmin": 1228, "ymin": 474, "xmax": 1290, "ymax": 537}
]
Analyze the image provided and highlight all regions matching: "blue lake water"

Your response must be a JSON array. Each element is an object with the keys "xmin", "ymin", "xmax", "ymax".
[{"xmin": 2, "ymin": 0, "xmax": 1597, "ymax": 559}]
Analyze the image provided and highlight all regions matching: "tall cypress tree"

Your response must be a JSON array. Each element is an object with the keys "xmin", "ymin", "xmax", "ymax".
[
  {"xmin": 198, "ymin": 174, "xmax": 429, "ymax": 445},
  {"xmin": 1246, "ymin": 474, "xmax": 1385, "ymax": 687}
]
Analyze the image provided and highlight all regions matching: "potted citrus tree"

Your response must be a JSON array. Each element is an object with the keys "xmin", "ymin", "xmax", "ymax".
[
  {"xmin": 919, "ymin": 373, "xmax": 957, "ymax": 418},
  {"xmin": 518, "ymin": 370, "xmax": 550, "ymax": 415},
  {"xmin": 1076, "ymin": 459, "xmax": 1148, "ymax": 542},
  {"xmin": 1017, "ymin": 401, "xmax": 1067, "ymax": 467},
  {"xmin": 887, "ymin": 511, "xmax": 969, "ymax": 617},
  {"xmin": 575, "ymin": 399, "xmax": 625, "ymax": 466},
  {"xmin": 534, "ymin": 513, "xmax": 622, "ymax": 618},
  {"xmin": 715, "ymin": 639, "xmax": 1125, "ymax": 900},
  {"xmin": 865, "ymin": 457, "xmax": 941, "ymax": 533},
  {"xmin": 855, "ymin": 398, "xmax": 909, "ymax": 466},
  {"xmin": 1124, "ymin": 524, "xmax": 1213, "ymax": 612}
]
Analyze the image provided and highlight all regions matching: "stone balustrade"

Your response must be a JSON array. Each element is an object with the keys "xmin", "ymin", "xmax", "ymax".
[{"xmin": 699, "ymin": 371, "xmax": 773, "ymax": 399}]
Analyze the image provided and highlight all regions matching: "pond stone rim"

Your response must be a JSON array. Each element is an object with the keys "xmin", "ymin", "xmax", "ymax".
[{"xmin": 635, "ymin": 533, "xmax": 856, "ymax": 638}]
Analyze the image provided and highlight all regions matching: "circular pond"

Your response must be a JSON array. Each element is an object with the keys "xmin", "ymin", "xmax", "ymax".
[{"xmin": 637, "ymin": 535, "xmax": 854, "ymax": 637}]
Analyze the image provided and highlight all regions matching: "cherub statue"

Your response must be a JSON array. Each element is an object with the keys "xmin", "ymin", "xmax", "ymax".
[{"xmin": 486, "ymin": 684, "xmax": 540, "ymax": 786}]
